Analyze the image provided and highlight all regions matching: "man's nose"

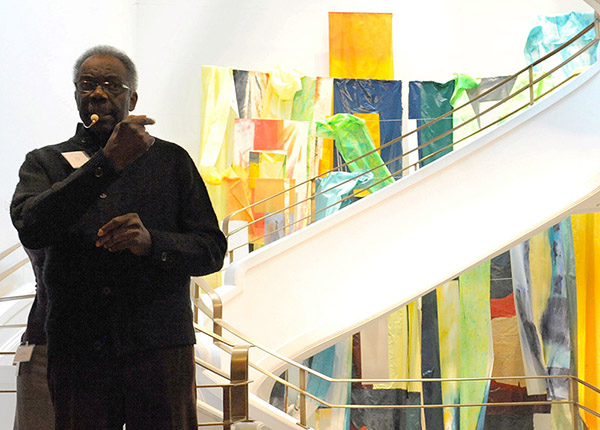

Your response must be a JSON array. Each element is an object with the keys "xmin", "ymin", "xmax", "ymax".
[{"xmin": 90, "ymin": 84, "xmax": 109, "ymax": 98}]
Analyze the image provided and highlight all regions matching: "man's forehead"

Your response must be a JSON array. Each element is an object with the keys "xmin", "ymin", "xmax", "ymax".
[{"xmin": 78, "ymin": 55, "xmax": 128, "ymax": 78}]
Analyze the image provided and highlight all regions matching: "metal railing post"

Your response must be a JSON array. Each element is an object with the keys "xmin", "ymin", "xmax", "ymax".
[
  {"xmin": 528, "ymin": 66, "xmax": 535, "ymax": 106},
  {"xmin": 211, "ymin": 293, "xmax": 223, "ymax": 338},
  {"xmin": 222, "ymin": 385, "xmax": 232, "ymax": 430},
  {"xmin": 284, "ymin": 369, "xmax": 289, "ymax": 415},
  {"xmin": 193, "ymin": 282, "xmax": 200, "ymax": 324},
  {"xmin": 570, "ymin": 376, "xmax": 580, "ymax": 430},
  {"xmin": 299, "ymin": 368, "xmax": 307, "ymax": 428},
  {"xmin": 310, "ymin": 177, "xmax": 316, "ymax": 225},
  {"xmin": 230, "ymin": 346, "xmax": 251, "ymax": 423}
]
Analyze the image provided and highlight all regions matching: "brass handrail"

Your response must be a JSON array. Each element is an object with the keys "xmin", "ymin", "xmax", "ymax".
[
  {"xmin": 222, "ymin": 19, "xmax": 599, "ymax": 261},
  {"xmin": 0, "ymin": 294, "xmax": 35, "ymax": 303},
  {"xmin": 0, "ymin": 259, "xmax": 29, "ymax": 284},
  {"xmin": 0, "ymin": 243, "xmax": 21, "ymax": 262}
]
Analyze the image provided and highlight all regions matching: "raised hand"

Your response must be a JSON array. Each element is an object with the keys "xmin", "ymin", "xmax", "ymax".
[{"xmin": 103, "ymin": 115, "xmax": 155, "ymax": 171}]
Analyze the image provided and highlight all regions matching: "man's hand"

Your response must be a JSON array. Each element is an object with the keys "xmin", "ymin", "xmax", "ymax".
[
  {"xmin": 96, "ymin": 213, "xmax": 152, "ymax": 256},
  {"xmin": 103, "ymin": 115, "xmax": 155, "ymax": 171}
]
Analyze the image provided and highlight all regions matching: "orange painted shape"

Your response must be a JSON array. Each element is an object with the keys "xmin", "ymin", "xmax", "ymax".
[
  {"xmin": 329, "ymin": 12, "xmax": 394, "ymax": 80},
  {"xmin": 253, "ymin": 119, "xmax": 284, "ymax": 151}
]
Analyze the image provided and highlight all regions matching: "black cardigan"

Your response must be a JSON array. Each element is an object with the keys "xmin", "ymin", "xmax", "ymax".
[{"xmin": 11, "ymin": 124, "xmax": 227, "ymax": 358}]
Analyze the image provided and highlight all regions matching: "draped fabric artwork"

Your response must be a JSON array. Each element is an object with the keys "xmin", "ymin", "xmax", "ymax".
[
  {"xmin": 233, "ymin": 69, "xmax": 268, "ymax": 120},
  {"xmin": 459, "ymin": 263, "xmax": 493, "ymax": 430},
  {"xmin": 232, "ymin": 118, "xmax": 308, "ymax": 245},
  {"xmin": 572, "ymin": 213, "xmax": 600, "ymax": 430},
  {"xmin": 437, "ymin": 280, "xmax": 461, "ymax": 430},
  {"xmin": 408, "ymin": 80, "xmax": 456, "ymax": 166},
  {"xmin": 333, "ymin": 78, "xmax": 403, "ymax": 176},
  {"xmin": 289, "ymin": 216, "xmax": 593, "ymax": 430},
  {"xmin": 314, "ymin": 171, "xmax": 374, "ymax": 221},
  {"xmin": 421, "ymin": 292, "xmax": 444, "ymax": 429},
  {"xmin": 328, "ymin": 12, "xmax": 394, "ymax": 80},
  {"xmin": 542, "ymin": 220, "xmax": 575, "ymax": 401},
  {"xmin": 313, "ymin": 77, "xmax": 335, "ymax": 174},
  {"xmin": 316, "ymin": 114, "xmax": 395, "ymax": 194},
  {"xmin": 262, "ymin": 67, "xmax": 304, "ymax": 120},
  {"xmin": 508, "ymin": 221, "xmax": 580, "ymax": 428},
  {"xmin": 450, "ymin": 74, "xmax": 517, "ymax": 149},
  {"xmin": 199, "ymin": 65, "xmax": 238, "ymax": 219},
  {"xmin": 303, "ymin": 340, "xmax": 353, "ymax": 430},
  {"xmin": 524, "ymin": 12, "xmax": 597, "ymax": 84}
]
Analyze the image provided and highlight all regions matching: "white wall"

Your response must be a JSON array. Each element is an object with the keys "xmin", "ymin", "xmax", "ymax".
[{"xmin": 0, "ymin": 0, "xmax": 590, "ymax": 252}]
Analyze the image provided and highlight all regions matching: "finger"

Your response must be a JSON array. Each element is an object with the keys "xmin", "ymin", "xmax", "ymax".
[
  {"xmin": 98, "ymin": 214, "xmax": 136, "ymax": 237},
  {"xmin": 124, "ymin": 115, "xmax": 156, "ymax": 126},
  {"xmin": 100, "ymin": 230, "xmax": 140, "ymax": 252}
]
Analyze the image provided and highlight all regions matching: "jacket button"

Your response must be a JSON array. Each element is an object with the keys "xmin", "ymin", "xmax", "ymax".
[
  {"xmin": 95, "ymin": 166, "xmax": 103, "ymax": 178},
  {"xmin": 99, "ymin": 193, "xmax": 107, "ymax": 199},
  {"xmin": 161, "ymin": 252, "xmax": 168, "ymax": 262}
]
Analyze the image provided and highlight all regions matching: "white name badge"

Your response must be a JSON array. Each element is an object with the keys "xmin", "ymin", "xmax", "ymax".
[
  {"xmin": 13, "ymin": 344, "xmax": 35, "ymax": 364},
  {"xmin": 62, "ymin": 151, "xmax": 90, "ymax": 168}
]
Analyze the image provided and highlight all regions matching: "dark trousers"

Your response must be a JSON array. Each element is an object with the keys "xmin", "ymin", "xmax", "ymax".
[
  {"xmin": 48, "ymin": 345, "xmax": 197, "ymax": 430},
  {"xmin": 14, "ymin": 345, "xmax": 55, "ymax": 430}
]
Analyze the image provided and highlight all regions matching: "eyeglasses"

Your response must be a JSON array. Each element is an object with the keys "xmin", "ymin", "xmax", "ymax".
[{"xmin": 75, "ymin": 79, "xmax": 130, "ymax": 95}]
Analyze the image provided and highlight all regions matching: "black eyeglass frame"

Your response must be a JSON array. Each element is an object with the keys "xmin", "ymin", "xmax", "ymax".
[{"xmin": 74, "ymin": 79, "xmax": 131, "ymax": 95}]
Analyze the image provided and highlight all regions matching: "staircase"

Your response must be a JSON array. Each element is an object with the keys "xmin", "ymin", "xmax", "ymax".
[{"xmin": 204, "ymin": 37, "xmax": 600, "ymax": 426}]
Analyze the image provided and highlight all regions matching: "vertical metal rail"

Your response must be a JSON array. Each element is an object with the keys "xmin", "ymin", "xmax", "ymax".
[
  {"xmin": 222, "ymin": 383, "xmax": 232, "ymax": 430},
  {"xmin": 230, "ymin": 346, "xmax": 251, "ymax": 424},
  {"xmin": 528, "ymin": 66, "xmax": 535, "ymax": 106},
  {"xmin": 299, "ymin": 368, "xmax": 308, "ymax": 428},
  {"xmin": 570, "ymin": 377, "xmax": 579, "ymax": 430},
  {"xmin": 194, "ymin": 283, "xmax": 200, "ymax": 324},
  {"xmin": 284, "ymin": 369, "xmax": 289, "ymax": 416}
]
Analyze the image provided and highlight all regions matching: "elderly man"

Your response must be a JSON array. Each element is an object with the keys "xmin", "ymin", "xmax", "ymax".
[{"xmin": 11, "ymin": 45, "xmax": 227, "ymax": 429}]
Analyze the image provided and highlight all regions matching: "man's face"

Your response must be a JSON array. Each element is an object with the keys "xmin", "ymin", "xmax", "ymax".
[{"xmin": 74, "ymin": 55, "xmax": 138, "ymax": 136}]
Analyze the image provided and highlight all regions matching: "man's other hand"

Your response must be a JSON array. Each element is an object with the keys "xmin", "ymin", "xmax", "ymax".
[{"xmin": 96, "ymin": 213, "xmax": 152, "ymax": 256}]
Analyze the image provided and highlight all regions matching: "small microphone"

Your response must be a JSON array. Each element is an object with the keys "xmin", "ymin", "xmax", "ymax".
[{"xmin": 84, "ymin": 114, "xmax": 99, "ymax": 129}]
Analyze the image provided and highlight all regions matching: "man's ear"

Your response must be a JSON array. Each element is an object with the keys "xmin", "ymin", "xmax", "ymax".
[{"xmin": 129, "ymin": 91, "xmax": 138, "ymax": 111}]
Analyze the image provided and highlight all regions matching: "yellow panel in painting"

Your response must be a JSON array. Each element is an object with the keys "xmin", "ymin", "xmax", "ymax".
[
  {"xmin": 437, "ymin": 281, "xmax": 460, "ymax": 430},
  {"xmin": 249, "ymin": 150, "xmax": 287, "ymax": 179},
  {"xmin": 329, "ymin": 12, "xmax": 394, "ymax": 80},
  {"xmin": 374, "ymin": 306, "xmax": 408, "ymax": 390},
  {"xmin": 407, "ymin": 301, "xmax": 422, "ymax": 394},
  {"xmin": 572, "ymin": 213, "xmax": 600, "ymax": 430},
  {"xmin": 318, "ymin": 139, "xmax": 334, "ymax": 175},
  {"xmin": 529, "ymin": 230, "xmax": 552, "ymax": 331}
]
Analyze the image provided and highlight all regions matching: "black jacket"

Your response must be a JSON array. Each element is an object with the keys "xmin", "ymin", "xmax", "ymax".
[{"xmin": 11, "ymin": 124, "xmax": 227, "ymax": 357}]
